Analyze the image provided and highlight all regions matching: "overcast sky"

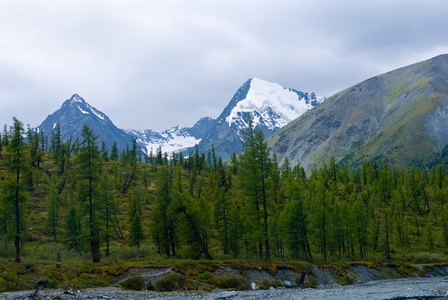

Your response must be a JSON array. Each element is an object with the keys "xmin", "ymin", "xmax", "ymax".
[{"xmin": 1, "ymin": 0, "xmax": 448, "ymax": 132}]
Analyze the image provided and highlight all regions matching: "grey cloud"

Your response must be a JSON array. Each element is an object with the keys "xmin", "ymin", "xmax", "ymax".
[{"xmin": 1, "ymin": 0, "xmax": 448, "ymax": 131}]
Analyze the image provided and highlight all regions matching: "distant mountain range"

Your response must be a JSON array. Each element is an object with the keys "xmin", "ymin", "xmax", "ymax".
[
  {"xmin": 269, "ymin": 54, "xmax": 448, "ymax": 172},
  {"xmin": 37, "ymin": 54, "xmax": 448, "ymax": 171},
  {"xmin": 37, "ymin": 77, "xmax": 325, "ymax": 160}
]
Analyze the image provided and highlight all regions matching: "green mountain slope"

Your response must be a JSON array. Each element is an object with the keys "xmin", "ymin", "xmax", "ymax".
[{"xmin": 269, "ymin": 54, "xmax": 448, "ymax": 171}]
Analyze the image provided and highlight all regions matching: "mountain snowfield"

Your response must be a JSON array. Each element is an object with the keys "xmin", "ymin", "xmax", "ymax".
[
  {"xmin": 126, "ymin": 126, "xmax": 202, "ymax": 155},
  {"xmin": 225, "ymin": 77, "xmax": 325, "ymax": 132}
]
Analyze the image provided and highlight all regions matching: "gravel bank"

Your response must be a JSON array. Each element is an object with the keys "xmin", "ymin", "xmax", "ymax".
[{"xmin": 2, "ymin": 277, "xmax": 448, "ymax": 300}]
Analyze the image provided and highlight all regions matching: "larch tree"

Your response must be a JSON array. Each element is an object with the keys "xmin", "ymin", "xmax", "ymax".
[
  {"xmin": 76, "ymin": 125, "xmax": 102, "ymax": 262},
  {"xmin": 151, "ymin": 166, "xmax": 177, "ymax": 256},
  {"xmin": 3, "ymin": 117, "xmax": 28, "ymax": 263},
  {"xmin": 46, "ymin": 173, "xmax": 60, "ymax": 241},
  {"xmin": 238, "ymin": 114, "xmax": 272, "ymax": 261}
]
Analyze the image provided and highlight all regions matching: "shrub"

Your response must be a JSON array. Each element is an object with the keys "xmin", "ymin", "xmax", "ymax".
[
  {"xmin": 154, "ymin": 273, "xmax": 187, "ymax": 292},
  {"xmin": 411, "ymin": 252, "xmax": 447, "ymax": 264},
  {"xmin": 0, "ymin": 244, "xmax": 14, "ymax": 258},
  {"xmin": 73, "ymin": 273, "xmax": 109, "ymax": 289},
  {"xmin": 22, "ymin": 243, "xmax": 66, "ymax": 261},
  {"xmin": 0, "ymin": 277, "xmax": 12, "ymax": 292},
  {"xmin": 193, "ymin": 272, "xmax": 212, "ymax": 290},
  {"xmin": 273, "ymin": 279, "xmax": 284, "ymax": 288},
  {"xmin": 120, "ymin": 276, "xmax": 145, "ymax": 291},
  {"xmin": 304, "ymin": 276, "xmax": 317, "ymax": 289},
  {"xmin": 257, "ymin": 279, "xmax": 272, "ymax": 290},
  {"xmin": 108, "ymin": 245, "xmax": 157, "ymax": 260},
  {"xmin": 208, "ymin": 274, "xmax": 248, "ymax": 290},
  {"xmin": 46, "ymin": 277, "xmax": 58, "ymax": 289}
]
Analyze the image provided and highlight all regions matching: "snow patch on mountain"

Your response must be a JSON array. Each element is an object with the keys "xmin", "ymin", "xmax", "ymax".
[
  {"xmin": 226, "ymin": 77, "xmax": 325, "ymax": 131},
  {"xmin": 78, "ymin": 106, "xmax": 89, "ymax": 115},
  {"xmin": 91, "ymin": 108, "xmax": 105, "ymax": 120},
  {"xmin": 145, "ymin": 136, "xmax": 201, "ymax": 155},
  {"xmin": 126, "ymin": 127, "xmax": 201, "ymax": 156}
]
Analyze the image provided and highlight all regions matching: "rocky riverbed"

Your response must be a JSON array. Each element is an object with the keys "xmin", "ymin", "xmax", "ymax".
[
  {"xmin": 2, "ymin": 277, "xmax": 448, "ymax": 299},
  {"xmin": 3, "ymin": 263, "xmax": 448, "ymax": 299}
]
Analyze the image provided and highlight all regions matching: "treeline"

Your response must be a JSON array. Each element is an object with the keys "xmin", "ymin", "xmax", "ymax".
[{"xmin": 1, "ymin": 116, "xmax": 448, "ymax": 264}]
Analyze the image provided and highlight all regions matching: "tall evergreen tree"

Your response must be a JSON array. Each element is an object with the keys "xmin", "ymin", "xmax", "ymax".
[
  {"xmin": 279, "ymin": 182, "xmax": 312, "ymax": 262},
  {"xmin": 238, "ymin": 114, "xmax": 272, "ymax": 261},
  {"xmin": 46, "ymin": 173, "xmax": 60, "ymax": 241},
  {"xmin": 66, "ymin": 206, "xmax": 82, "ymax": 253},
  {"xmin": 76, "ymin": 125, "xmax": 102, "ymax": 262},
  {"xmin": 3, "ymin": 118, "xmax": 28, "ymax": 262},
  {"xmin": 129, "ymin": 214, "xmax": 143, "ymax": 248},
  {"xmin": 151, "ymin": 166, "xmax": 177, "ymax": 256}
]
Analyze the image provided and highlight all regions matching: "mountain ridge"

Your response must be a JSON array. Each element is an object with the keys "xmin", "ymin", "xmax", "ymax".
[
  {"xmin": 269, "ymin": 53, "xmax": 448, "ymax": 172},
  {"xmin": 36, "ymin": 78, "xmax": 324, "ymax": 160}
]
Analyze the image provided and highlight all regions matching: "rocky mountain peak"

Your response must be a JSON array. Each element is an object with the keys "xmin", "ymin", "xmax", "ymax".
[
  {"xmin": 37, "ymin": 94, "xmax": 134, "ymax": 153},
  {"xmin": 69, "ymin": 94, "xmax": 84, "ymax": 103}
]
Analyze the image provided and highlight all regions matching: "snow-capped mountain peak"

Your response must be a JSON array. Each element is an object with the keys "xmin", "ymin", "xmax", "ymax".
[
  {"xmin": 72, "ymin": 95, "xmax": 106, "ymax": 121},
  {"xmin": 225, "ymin": 77, "xmax": 325, "ymax": 132},
  {"xmin": 63, "ymin": 94, "xmax": 107, "ymax": 122},
  {"xmin": 70, "ymin": 94, "xmax": 84, "ymax": 104}
]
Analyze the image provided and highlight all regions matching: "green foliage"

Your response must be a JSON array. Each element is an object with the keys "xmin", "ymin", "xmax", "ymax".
[
  {"xmin": 72, "ymin": 273, "xmax": 109, "ymax": 288},
  {"xmin": 304, "ymin": 276, "xmax": 318, "ymax": 288},
  {"xmin": 129, "ymin": 214, "xmax": 143, "ymax": 248},
  {"xmin": 120, "ymin": 276, "xmax": 145, "ymax": 291},
  {"xmin": 154, "ymin": 273, "xmax": 187, "ymax": 292},
  {"xmin": 208, "ymin": 274, "xmax": 248, "ymax": 290},
  {"xmin": 257, "ymin": 279, "xmax": 272, "ymax": 290},
  {"xmin": 273, "ymin": 279, "xmax": 284, "ymax": 288},
  {"xmin": 2, "ymin": 117, "xmax": 29, "ymax": 263},
  {"xmin": 2, "ymin": 117, "xmax": 448, "ymax": 276},
  {"xmin": 410, "ymin": 252, "xmax": 448, "ymax": 264},
  {"xmin": 46, "ymin": 277, "xmax": 59, "ymax": 289},
  {"xmin": 76, "ymin": 125, "xmax": 102, "ymax": 262}
]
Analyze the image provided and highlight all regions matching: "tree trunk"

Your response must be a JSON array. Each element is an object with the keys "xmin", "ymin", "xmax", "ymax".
[
  {"xmin": 15, "ymin": 169, "xmax": 21, "ymax": 263},
  {"xmin": 181, "ymin": 208, "xmax": 213, "ymax": 260}
]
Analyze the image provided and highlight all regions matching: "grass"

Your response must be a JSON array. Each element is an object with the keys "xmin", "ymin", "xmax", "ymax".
[{"xmin": 0, "ymin": 252, "xmax": 447, "ymax": 292}]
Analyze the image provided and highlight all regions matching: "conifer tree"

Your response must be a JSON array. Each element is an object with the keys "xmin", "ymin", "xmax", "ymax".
[
  {"xmin": 3, "ymin": 117, "xmax": 28, "ymax": 262},
  {"xmin": 110, "ymin": 142, "xmax": 118, "ymax": 161},
  {"xmin": 279, "ymin": 182, "xmax": 312, "ymax": 261},
  {"xmin": 214, "ymin": 186, "xmax": 231, "ymax": 255},
  {"xmin": 101, "ymin": 172, "xmax": 116, "ymax": 257},
  {"xmin": 27, "ymin": 126, "xmax": 42, "ymax": 169},
  {"xmin": 352, "ymin": 195, "xmax": 369, "ymax": 258},
  {"xmin": 120, "ymin": 138, "xmax": 138, "ymax": 194},
  {"xmin": 238, "ymin": 114, "xmax": 272, "ymax": 261},
  {"xmin": 76, "ymin": 125, "xmax": 102, "ymax": 262},
  {"xmin": 129, "ymin": 214, "xmax": 143, "ymax": 248},
  {"xmin": 51, "ymin": 123, "xmax": 63, "ymax": 166},
  {"xmin": 151, "ymin": 166, "xmax": 176, "ymax": 255},
  {"xmin": 101, "ymin": 141, "xmax": 108, "ymax": 161},
  {"xmin": 46, "ymin": 173, "xmax": 60, "ymax": 241},
  {"xmin": 66, "ymin": 206, "xmax": 82, "ymax": 253}
]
